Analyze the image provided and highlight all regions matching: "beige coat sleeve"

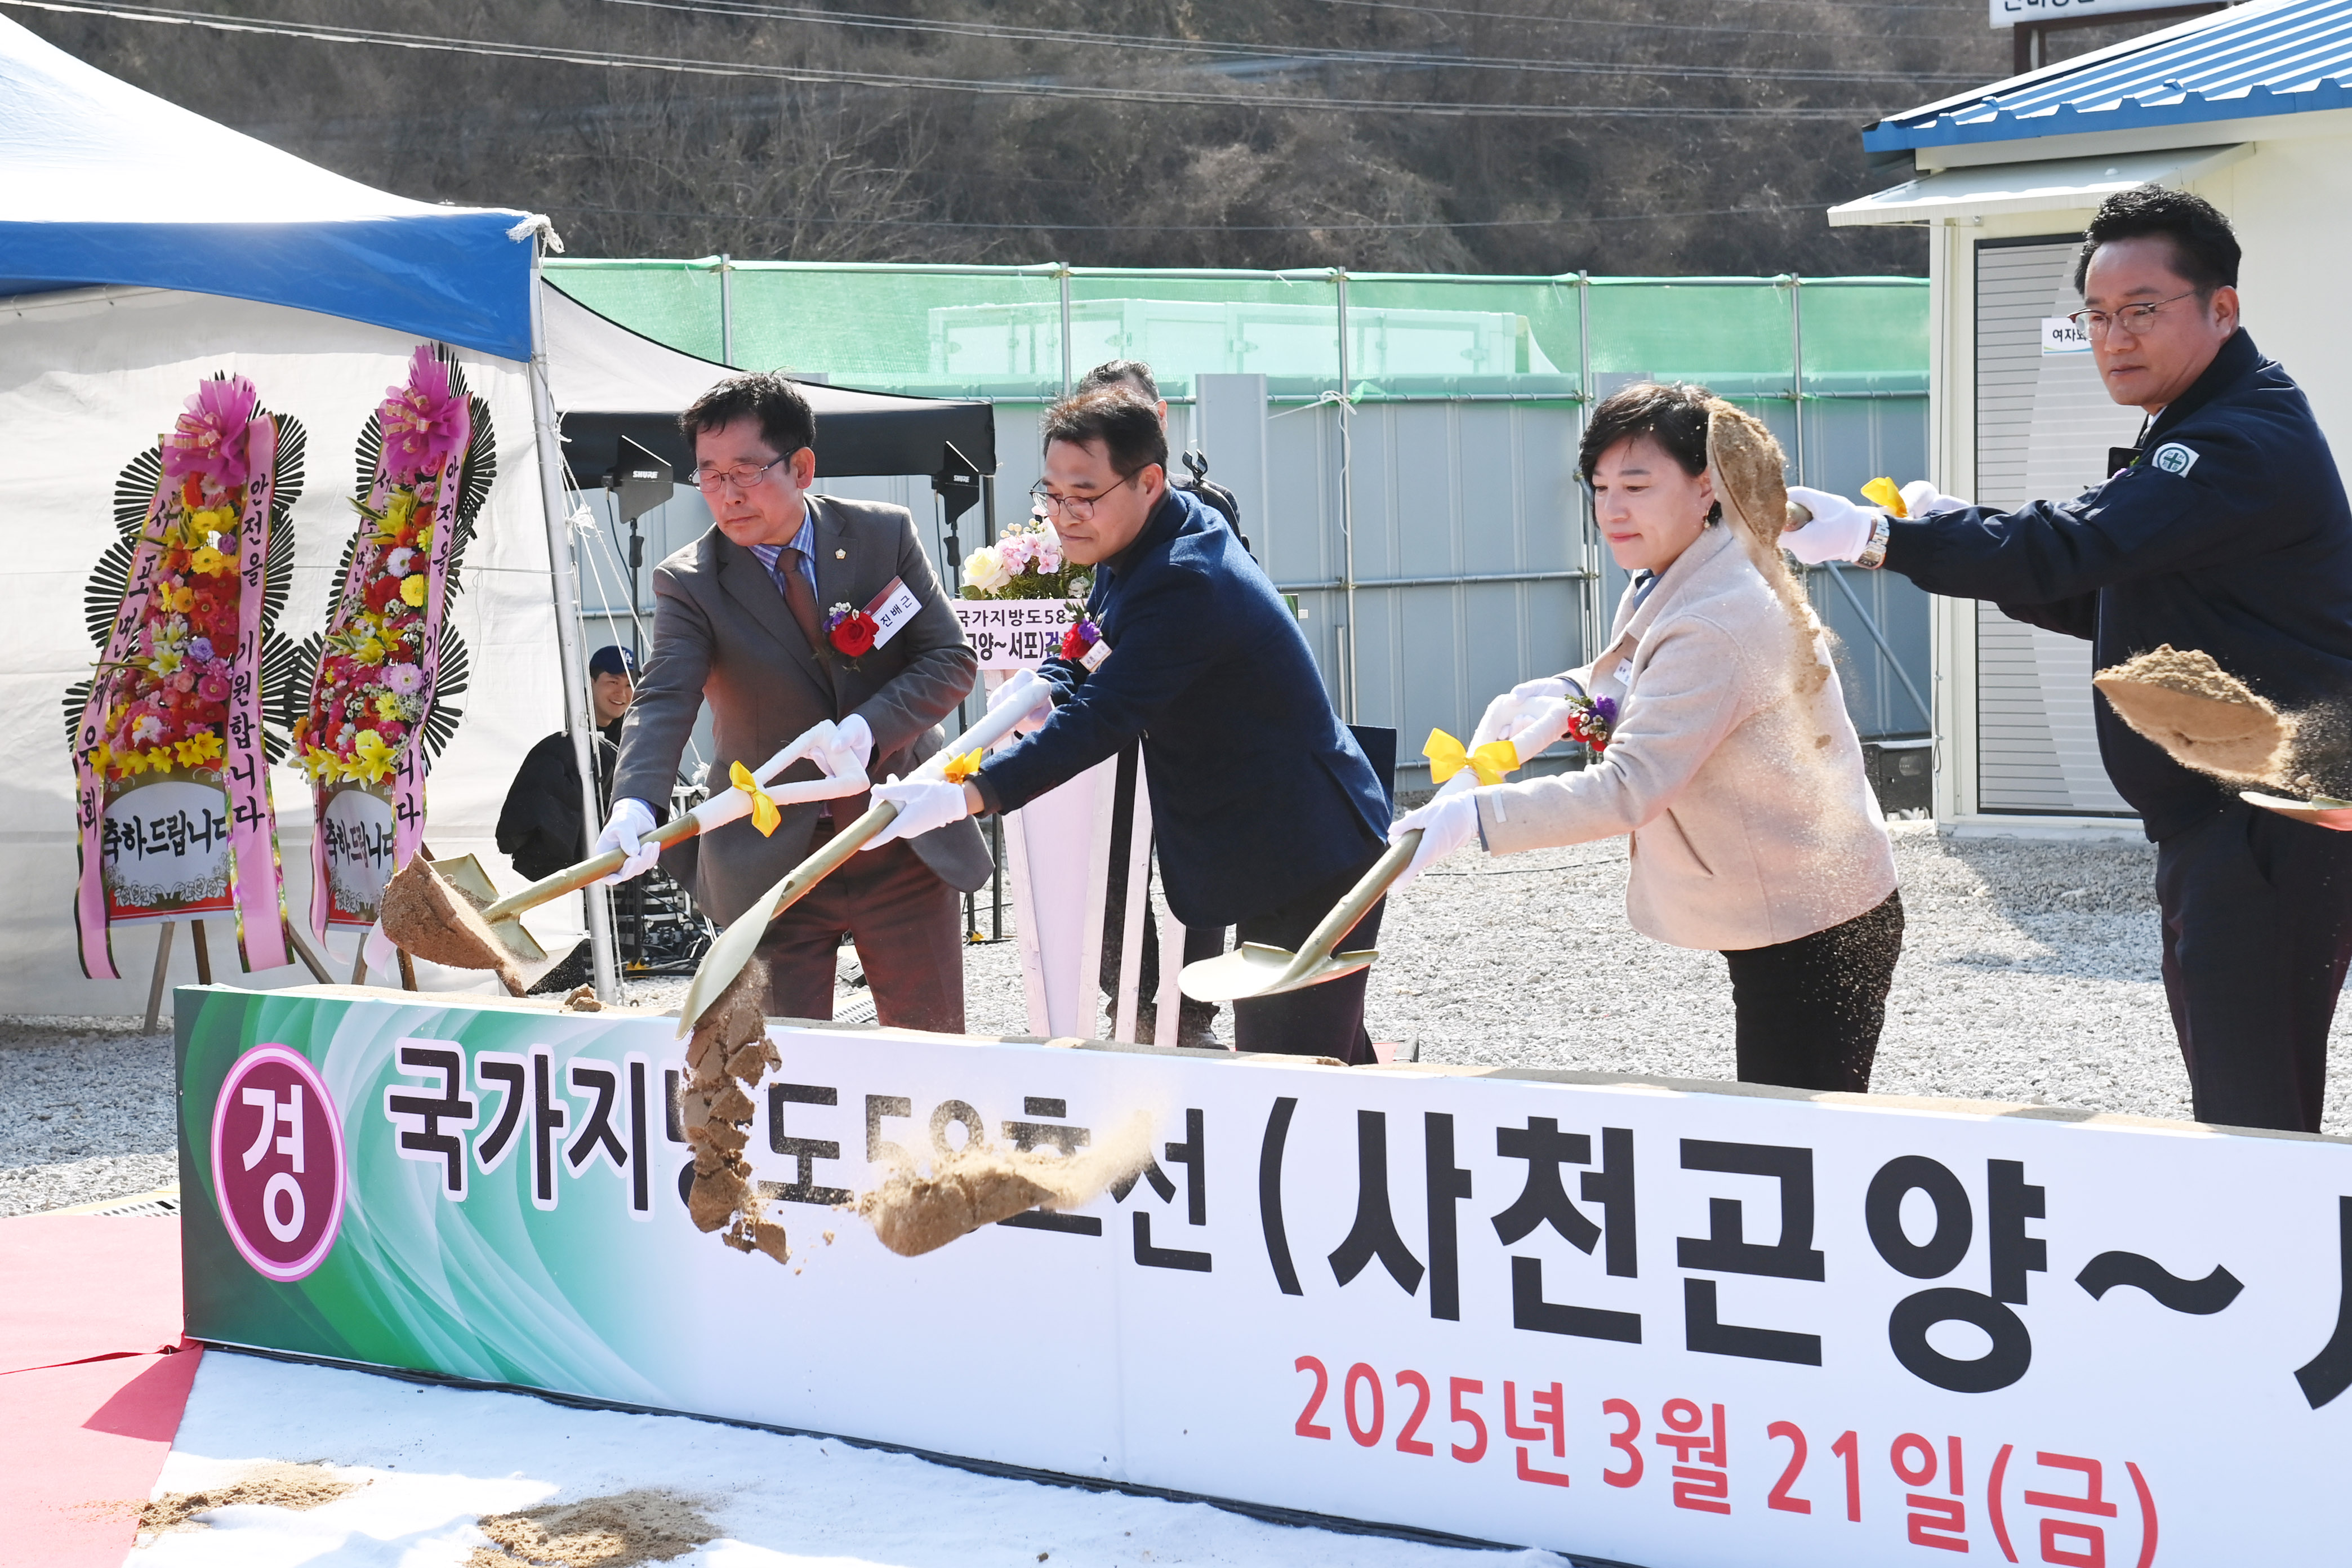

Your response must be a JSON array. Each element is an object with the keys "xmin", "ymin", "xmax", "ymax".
[{"xmin": 1477, "ymin": 612, "xmax": 1758, "ymax": 853}]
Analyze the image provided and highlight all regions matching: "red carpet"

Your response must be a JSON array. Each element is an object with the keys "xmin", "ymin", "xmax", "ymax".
[{"xmin": 0, "ymin": 1215, "xmax": 197, "ymax": 1568}]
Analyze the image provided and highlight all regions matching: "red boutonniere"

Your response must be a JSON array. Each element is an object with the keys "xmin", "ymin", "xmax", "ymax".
[
  {"xmin": 1059, "ymin": 617, "xmax": 1101, "ymax": 663},
  {"xmin": 825, "ymin": 603, "xmax": 877, "ymax": 658}
]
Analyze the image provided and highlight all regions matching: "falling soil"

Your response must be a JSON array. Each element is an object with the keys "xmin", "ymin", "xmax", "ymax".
[
  {"xmin": 140, "ymin": 1462, "xmax": 359, "ymax": 1533},
  {"xmin": 377, "ymin": 855, "xmax": 526, "ymax": 994},
  {"xmin": 560, "ymin": 986, "xmax": 604, "ymax": 1013},
  {"xmin": 469, "ymin": 1488, "xmax": 714, "ymax": 1568},
  {"xmin": 671, "ymin": 957, "xmax": 789, "ymax": 1263},
  {"xmin": 856, "ymin": 1112, "xmax": 1155, "ymax": 1258},
  {"xmin": 1705, "ymin": 400, "xmax": 1833, "ymax": 699},
  {"xmin": 2095, "ymin": 645, "xmax": 2294, "ymax": 785}
]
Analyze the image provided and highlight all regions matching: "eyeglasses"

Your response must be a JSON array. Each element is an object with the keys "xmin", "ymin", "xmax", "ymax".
[
  {"xmin": 1030, "ymin": 470, "xmax": 1150, "ymax": 522},
  {"xmin": 692, "ymin": 453, "xmax": 798, "ymax": 494},
  {"xmin": 2068, "ymin": 290, "xmax": 2203, "ymax": 341}
]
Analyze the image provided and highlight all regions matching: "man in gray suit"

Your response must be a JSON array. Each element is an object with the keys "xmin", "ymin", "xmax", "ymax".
[{"xmin": 596, "ymin": 373, "xmax": 989, "ymax": 1030}]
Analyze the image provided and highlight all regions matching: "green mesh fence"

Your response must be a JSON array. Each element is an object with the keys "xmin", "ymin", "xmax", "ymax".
[{"xmin": 547, "ymin": 260, "xmax": 1925, "ymax": 404}]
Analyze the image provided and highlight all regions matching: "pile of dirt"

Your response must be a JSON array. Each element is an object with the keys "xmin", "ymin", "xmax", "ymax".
[
  {"xmin": 140, "ymin": 1462, "xmax": 359, "ymax": 1534},
  {"xmin": 2094, "ymin": 645, "xmax": 2294, "ymax": 785},
  {"xmin": 856, "ymin": 1112, "xmax": 1154, "ymax": 1258},
  {"xmin": 471, "ymin": 1488, "xmax": 713, "ymax": 1567},
  {"xmin": 677, "ymin": 957, "xmax": 790, "ymax": 1264},
  {"xmin": 378, "ymin": 855, "xmax": 525, "ymax": 994}
]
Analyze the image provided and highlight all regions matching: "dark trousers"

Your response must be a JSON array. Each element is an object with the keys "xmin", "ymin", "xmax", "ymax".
[
  {"xmin": 1233, "ymin": 848, "xmax": 1387, "ymax": 1064},
  {"xmin": 755, "ymin": 823, "xmax": 966, "ymax": 1034},
  {"xmin": 1722, "ymin": 890, "xmax": 1905, "ymax": 1093},
  {"xmin": 2155, "ymin": 800, "xmax": 2352, "ymax": 1132}
]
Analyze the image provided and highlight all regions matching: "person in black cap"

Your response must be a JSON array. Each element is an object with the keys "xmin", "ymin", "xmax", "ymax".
[{"xmin": 497, "ymin": 644, "xmax": 638, "ymax": 882}]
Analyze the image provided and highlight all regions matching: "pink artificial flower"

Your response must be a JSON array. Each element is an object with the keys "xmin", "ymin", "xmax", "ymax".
[
  {"xmin": 999, "ymin": 534, "xmax": 1036, "ymax": 574},
  {"xmin": 378, "ymin": 345, "xmax": 467, "ymax": 483},
  {"xmin": 197, "ymin": 674, "xmax": 231, "ymax": 703},
  {"xmin": 160, "ymin": 375, "xmax": 260, "ymax": 490},
  {"xmin": 384, "ymin": 662, "xmax": 425, "ymax": 696},
  {"xmin": 168, "ymin": 670, "xmax": 197, "ymax": 694}
]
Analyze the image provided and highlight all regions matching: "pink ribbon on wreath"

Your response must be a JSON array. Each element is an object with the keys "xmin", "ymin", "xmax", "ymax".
[
  {"xmin": 222, "ymin": 420, "xmax": 287, "ymax": 972},
  {"xmin": 70, "ymin": 484, "xmax": 171, "ymax": 981}
]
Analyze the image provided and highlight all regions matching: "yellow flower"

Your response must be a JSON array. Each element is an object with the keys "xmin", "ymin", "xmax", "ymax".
[
  {"xmin": 416, "ymin": 523, "xmax": 434, "ymax": 550},
  {"xmin": 373, "ymin": 691, "xmax": 405, "ymax": 721},
  {"xmin": 145, "ymin": 746, "xmax": 177, "ymax": 774},
  {"xmin": 116, "ymin": 746, "xmax": 150, "ymax": 777},
  {"xmin": 301, "ymin": 744, "xmax": 338, "ymax": 781},
  {"xmin": 399, "ymin": 573, "xmax": 428, "ymax": 608},
  {"xmin": 152, "ymin": 649, "xmax": 182, "ymax": 678},
  {"xmin": 175, "ymin": 732, "xmax": 223, "ymax": 768},
  {"xmin": 155, "ymin": 583, "xmax": 194, "ymax": 614},
  {"xmin": 190, "ymin": 545, "xmax": 229, "ymax": 577},
  {"xmin": 87, "ymin": 742, "xmax": 113, "ymax": 777},
  {"xmin": 386, "ymin": 491, "xmax": 418, "ymax": 532},
  {"xmin": 354, "ymin": 638, "xmax": 387, "ymax": 666},
  {"xmin": 344, "ymin": 729, "xmax": 396, "ymax": 784}
]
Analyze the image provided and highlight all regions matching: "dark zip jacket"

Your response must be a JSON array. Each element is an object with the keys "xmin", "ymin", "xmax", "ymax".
[
  {"xmin": 1882, "ymin": 329, "xmax": 2352, "ymax": 840},
  {"xmin": 974, "ymin": 483, "xmax": 1389, "ymax": 927}
]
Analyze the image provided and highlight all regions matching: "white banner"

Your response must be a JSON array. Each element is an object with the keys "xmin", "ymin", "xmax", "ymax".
[
  {"xmin": 190, "ymin": 990, "xmax": 2352, "ymax": 1567},
  {"xmin": 955, "ymin": 598, "xmax": 1081, "ymax": 671},
  {"xmin": 2042, "ymin": 315, "xmax": 2093, "ymax": 355}
]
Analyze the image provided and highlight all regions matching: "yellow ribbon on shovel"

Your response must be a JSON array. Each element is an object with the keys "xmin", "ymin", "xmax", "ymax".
[
  {"xmin": 1861, "ymin": 477, "xmax": 1908, "ymax": 518},
  {"xmin": 729, "ymin": 760, "xmax": 782, "ymax": 838},
  {"xmin": 1423, "ymin": 728, "xmax": 1520, "ymax": 787},
  {"xmin": 941, "ymin": 747, "xmax": 985, "ymax": 784}
]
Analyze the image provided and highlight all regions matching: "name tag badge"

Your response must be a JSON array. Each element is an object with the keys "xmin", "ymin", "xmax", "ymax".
[
  {"xmin": 1081, "ymin": 637, "xmax": 1112, "ymax": 672},
  {"xmin": 864, "ymin": 576, "xmax": 923, "ymax": 649},
  {"xmin": 1613, "ymin": 658, "xmax": 1634, "ymax": 684}
]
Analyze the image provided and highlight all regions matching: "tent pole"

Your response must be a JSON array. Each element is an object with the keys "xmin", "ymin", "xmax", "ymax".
[{"xmin": 528, "ymin": 244, "xmax": 621, "ymax": 1001}]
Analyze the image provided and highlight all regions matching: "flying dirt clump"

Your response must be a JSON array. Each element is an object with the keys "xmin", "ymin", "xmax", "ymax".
[
  {"xmin": 856, "ymin": 1112, "xmax": 1156, "ymax": 1258},
  {"xmin": 376, "ymin": 854, "xmax": 527, "ymax": 994},
  {"xmin": 677, "ymin": 956, "xmax": 790, "ymax": 1264},
  {"xmin": 470, "ymin": 1488, "xmax": 714, "ymax": 1567},
  {"xmin": 2094, "ymin": 645, "xmax": 2294, "ymax": 785},
  {"xmin": 1705, "ymin": 399, "xmax": 1833, "ymax": 700}
]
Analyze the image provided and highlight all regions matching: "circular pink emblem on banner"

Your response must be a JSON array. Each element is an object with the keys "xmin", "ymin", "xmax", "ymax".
[{"xmin": 210, "ymin": 1044, "xmax": 346, "ymax": 1282}]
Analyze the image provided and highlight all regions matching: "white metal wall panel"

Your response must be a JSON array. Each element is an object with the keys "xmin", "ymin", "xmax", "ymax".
[{"xmin": 1971, "ymin": 239, "xmax": 2137, "ymax": 816}]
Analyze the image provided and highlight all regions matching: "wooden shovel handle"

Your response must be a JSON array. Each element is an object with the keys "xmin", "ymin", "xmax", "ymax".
[
  {"xmin": 476, "ymin": 812, "xmax": 702, "ymax": 924},
  {"xmin": 1271, "ymin": 830, "xmax": 1419, "ymax": 992}
]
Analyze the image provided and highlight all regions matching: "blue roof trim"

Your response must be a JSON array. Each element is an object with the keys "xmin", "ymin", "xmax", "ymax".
[
  {"xmin": 0, "ymin": 212, "xmax": 537, "ymax": 361},
  {"xmin": 1864, "ymin": 0, "xmax": 2352, "ymax": 153}
]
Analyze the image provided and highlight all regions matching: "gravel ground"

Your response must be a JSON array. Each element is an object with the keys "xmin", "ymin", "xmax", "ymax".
[{"xmin": 8, "ymin": 828, "xmax": 2345, "ymax": 1214}]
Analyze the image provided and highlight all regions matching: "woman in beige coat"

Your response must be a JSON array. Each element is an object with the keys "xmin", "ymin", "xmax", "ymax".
[{"xmin": 1392, "ymin": 382, "xmax": 1902, "ymax": 1092}]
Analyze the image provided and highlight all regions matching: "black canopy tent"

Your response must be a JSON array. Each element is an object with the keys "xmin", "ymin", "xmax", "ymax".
[{"xmin": 542, "ymin": 281, "xmax": 996, "ymax": 481}]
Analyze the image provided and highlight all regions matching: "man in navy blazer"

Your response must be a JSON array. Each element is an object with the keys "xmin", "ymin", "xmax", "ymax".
[{"xmin": 866, "ymin": 388, "xmax": 1393, "ymax": 1059}]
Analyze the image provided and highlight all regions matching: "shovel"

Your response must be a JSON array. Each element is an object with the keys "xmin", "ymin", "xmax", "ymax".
[
  {"xmin": 674, "ymin": 670, "xmax": 1055, "ymax": 1035},
  {"xmin": 376, "ymin": 720, "xmax": 867, "ymax": 983},
  {"xmin": 2242, "ymin": 790, "xmax": 2352, "ymax": 831}
]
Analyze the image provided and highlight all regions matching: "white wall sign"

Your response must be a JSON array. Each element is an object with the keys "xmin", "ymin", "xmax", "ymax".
[
  {"xmin": 1990, "ymin": 0, "xmax": 2191, "ymax": 27},
  {"xmin": 190, "ymin": 991, "xmax": 2352, "ymax": 1567},
  {"xmin": 2041, "ymin": 315, "xmax": 2093, "ymax": 355}
]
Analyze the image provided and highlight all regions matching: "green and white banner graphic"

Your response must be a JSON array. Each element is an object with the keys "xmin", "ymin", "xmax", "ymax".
[{"xmin": 178, "ymin": 986, "xmax": 2352, "ymax": 1566}]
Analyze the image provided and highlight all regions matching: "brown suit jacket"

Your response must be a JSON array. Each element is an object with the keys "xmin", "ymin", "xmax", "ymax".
[{"xmin": 611, "ymin": 494, "xmax": 991, "ymax": 925}]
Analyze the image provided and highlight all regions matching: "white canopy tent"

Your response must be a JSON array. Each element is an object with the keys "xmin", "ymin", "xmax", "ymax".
[{"xmin": 0, "ymin": 18, "xmax": 992, "ymax": 1015}]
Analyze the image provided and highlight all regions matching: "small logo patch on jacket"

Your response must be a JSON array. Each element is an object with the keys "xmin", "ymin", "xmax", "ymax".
[{"xmin": 2150, "ymin": 442, "xmax": 2199, "ymax": 476}]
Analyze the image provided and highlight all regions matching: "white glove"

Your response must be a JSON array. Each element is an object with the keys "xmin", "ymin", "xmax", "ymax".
[
  {"xmin": 860, "ymin": 776, "xmax": 974, "ymax": 850},
  {"xmin": 1385, "ymin": 788, "xmax": 1482, "ymax": 896},
  {"xmin": 1782, "ymin": 485, "xmax": 1883, "ymax": 566},
  {"xmin": 987, "ymin": 670, "xmax": 1054, "ymax": 737},
  {"xmin": 834, "ymin": 713, "xmax": 874, "ymax": 769},
  {"xmin": 592, "ymin": 796, "xmax": 660, "ymax": 886},
  {"xmin": 1471, "ymin": 676, "xmax": 1574, "ymax": 749},
  {"xmin": 1899, "ymin": 480, "xmax": 1971, "ymax": 518}
]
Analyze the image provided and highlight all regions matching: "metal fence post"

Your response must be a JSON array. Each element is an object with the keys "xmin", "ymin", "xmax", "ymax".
[
  {"xmin": 1058, "ymin": 266, "xmax": 1074, "ymax": 395},
  {"xmin": 718, "ymin": 253, "xmax": 734, "ymax": 368},
  {"xmin": 1575, "ymin": 271, "xmax": 1600, "ymax": 669},
  {"xmin": 1335, "ymin": 268, "xmax": 1358, "ymax": 722}
]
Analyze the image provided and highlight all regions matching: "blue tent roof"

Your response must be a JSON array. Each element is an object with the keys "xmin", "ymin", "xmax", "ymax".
[
  {"xmin": 1864, "ymin": 0, "xmax": 2352, "ymax": 157},
  {"xmin": 0, "ymin": 16, "xmax": 539, "ymax": 360}
]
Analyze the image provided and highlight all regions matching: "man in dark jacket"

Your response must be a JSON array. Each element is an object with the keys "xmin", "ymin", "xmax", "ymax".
[
  {"xmin": 1787, "ymin": 185, "xmax": 2352, "ymax": 1133},
  {"xmin": 497, "ymin": 643, "xmax": 635, "ymax": 881},
  {"xmin": 865, "ymin": 387, "xmax": 1394, "ymax": 1060}
]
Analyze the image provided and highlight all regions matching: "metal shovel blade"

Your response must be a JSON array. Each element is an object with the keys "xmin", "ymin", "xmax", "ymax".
[
  {"xmin": 2242, "ymin": 790, "xmax": 2352, "ymax": 831},
  {"xmin": 1179, "ymin": 942, "xmax": 1380, "ymax": 1004}
]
